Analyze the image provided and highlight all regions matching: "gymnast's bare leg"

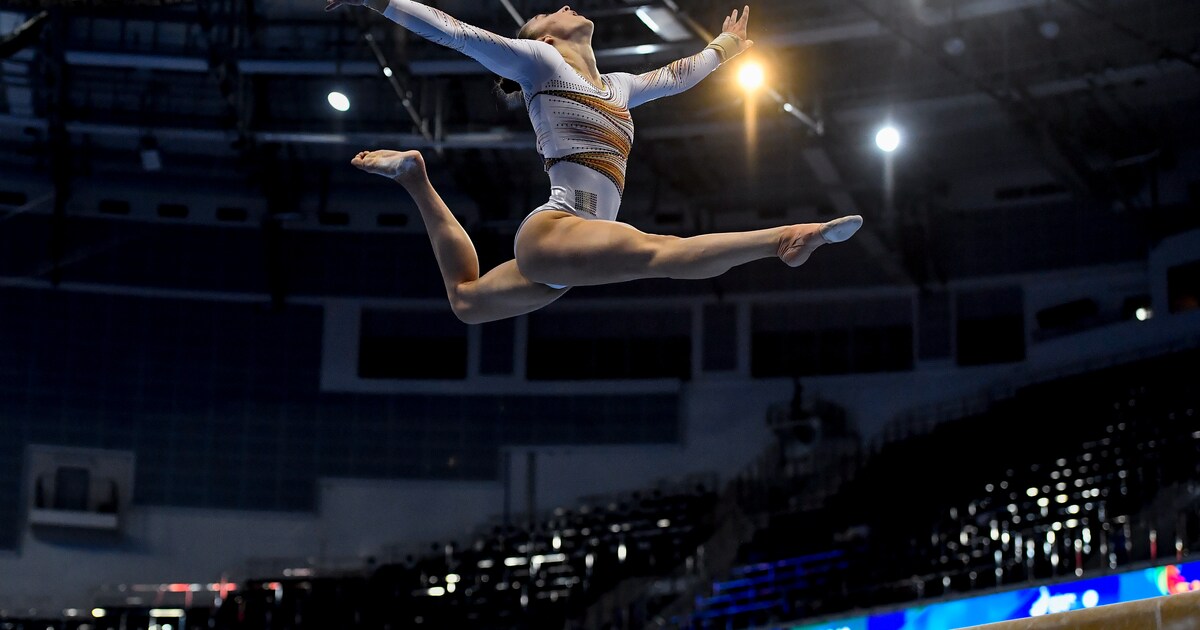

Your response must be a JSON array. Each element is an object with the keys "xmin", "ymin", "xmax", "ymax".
[
  {"xmin": 355, "ymin": 149, "xmax": 861, "ymax": 319},
  {"xmin": 352, "ymin": 149, "xmax": 570, "ymax": 325},
  {"xmin": 513, "ymin": 208, "xmax": 861, "ymax": 289}
]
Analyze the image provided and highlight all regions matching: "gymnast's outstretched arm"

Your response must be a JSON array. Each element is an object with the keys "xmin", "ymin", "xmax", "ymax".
[
  {"xmin": 625, "ymin": 5, "xmax": 755, "ymax": 108},
  {"xmin": 327, "ymin": 0, "xmax": 558, "ymax": 87}
]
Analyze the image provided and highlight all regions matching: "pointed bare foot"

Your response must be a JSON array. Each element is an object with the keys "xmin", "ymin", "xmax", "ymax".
[
  {"xmin": 778, "ymin": 215, "xmax": 863, "ymax": 267},
  {"xmin": 351, "ymin": 149, "xmax": 426, "ymax": 186}
]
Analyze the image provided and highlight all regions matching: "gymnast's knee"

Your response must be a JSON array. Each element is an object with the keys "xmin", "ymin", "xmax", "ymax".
[
  {"xmin": 644, "ymin": 234, "xmax": 684, "ymax": 272},
  {"xmin": 446, "ymin": 284, "xmax": 486, "ymax": 325}
]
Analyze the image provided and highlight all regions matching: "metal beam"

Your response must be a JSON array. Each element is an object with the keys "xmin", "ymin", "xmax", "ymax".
[
  {"xmin": 358, "ymin": 27, "xmax": 434, "ymax": 145},
  {"xmin": 0, "ymin": 115, "xmax": 536, "ymax": 148},
  {"xmin": 497, "ymin": 0, "xmax": 524, "ymax": 28},
  {"xmin": 47, "ymin": 0, "xmax": 1060, "ymax": 79},
  {"xmin": 59, "ymin": 46, "xmax": 691, "ymax": 77},
  {"xmin": 39, "ymin": 8, "xmax": 72, "ymax": 287},
  {"xmin": 3, "ymin": 56, "xmax": 1188, "ymax": 150}
]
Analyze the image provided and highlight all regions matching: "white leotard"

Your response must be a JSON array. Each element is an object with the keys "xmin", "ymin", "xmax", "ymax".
[
  {"xmin": 376, "ymin": 0, "xmax": 723, "ymax": 223},
  {"xmin": 374, "ymin": 1, "xmax": 731, "ymax": 288}
]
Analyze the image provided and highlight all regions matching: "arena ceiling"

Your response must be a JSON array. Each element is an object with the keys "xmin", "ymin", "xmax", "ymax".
[{"xmin": 0, "ymin": 0, "xmax": 1198, "ymax": 286}]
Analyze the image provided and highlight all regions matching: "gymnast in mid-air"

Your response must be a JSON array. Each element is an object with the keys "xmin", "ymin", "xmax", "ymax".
[{"xmin": 324, "ymin": 0, "xmax": 862, "ymax": 324}]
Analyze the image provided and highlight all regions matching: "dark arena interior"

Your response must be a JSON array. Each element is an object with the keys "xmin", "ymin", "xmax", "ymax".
[{"xmin": 1, "ymin": 0, "xmax": 1200, "ymax": 628}]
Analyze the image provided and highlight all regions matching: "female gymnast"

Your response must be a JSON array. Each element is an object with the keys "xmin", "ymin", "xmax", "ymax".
[{"xmin": 324, "ymin": 0, "xmax": 863, "ymax": 324}]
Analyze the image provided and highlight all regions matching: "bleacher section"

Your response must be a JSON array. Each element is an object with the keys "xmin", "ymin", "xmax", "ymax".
[
  {"xmin": 2, "ymin": 339, "xmax": 1197, "ymax": 629},
  {"xmin": 687, "ymin": 349, "xmax": 1200, "ymax": 628},
  {"xmin": 691, "ymin": 551, "xmax": 851, "ymax": 625},
  {"xmin": 1, "ymin": 484, "xmax": 717, "ymax": 630}
]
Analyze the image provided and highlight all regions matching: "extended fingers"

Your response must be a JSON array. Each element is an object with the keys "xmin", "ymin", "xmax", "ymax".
[
  {"xmin": 722, "ymin": 6, "xmax": 750, "ymax": 36},
  {"xmin": 724, "ymin": 6, "xmax": 749, "ymax": 34}
]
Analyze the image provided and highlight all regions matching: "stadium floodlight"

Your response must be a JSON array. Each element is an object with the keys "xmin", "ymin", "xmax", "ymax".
[
  {"xmin": 327, "ymin": 91, "xmax": 350, "ymax": 112},
  {"xmin": 875, "ymin": 126, "xmax": 901, "ymax": 153},
  {"xmin": 738, "ymin": 61, "xmax": 765, "ymax": 91}
]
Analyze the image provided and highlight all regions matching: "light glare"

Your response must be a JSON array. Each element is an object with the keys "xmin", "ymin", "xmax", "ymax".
[
  {"xmin": 327, "ymin": 91, "xmax": 351, "ymax": 112},
  {"xmin": 876, "ymin": 126, "xmax": 901, "ymax": 153},
  {"xmin": 738, "ymin": 62, "xmax": 765, "ymax": 91},
  {"xmin": 635, "ymin": 7, "xmax": 661, "ymax": 34}
]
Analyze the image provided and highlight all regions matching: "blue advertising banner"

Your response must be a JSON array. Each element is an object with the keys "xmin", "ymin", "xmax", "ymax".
[{"xmin": 786, "ymin": 560, "xmax": 1200, "ymax": 630}]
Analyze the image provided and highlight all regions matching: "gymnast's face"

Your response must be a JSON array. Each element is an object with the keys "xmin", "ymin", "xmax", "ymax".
[{"xmin": 524, "ymin": 6, "xmax": 594, "ymax": 42}]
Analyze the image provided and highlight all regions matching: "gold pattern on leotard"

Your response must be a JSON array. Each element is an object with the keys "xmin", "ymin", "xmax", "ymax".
[
  {"xmin": 533, "ymin": 85, "xmax": 636, "ymax": 195},
  {"xmin": 633, "ymin": 54, "xmax": 708, "ymax": 100},
  {"xmin": 545, "ymin": 152, "xmax": 629, "ymax": 195},
  {"xmin": 536, "ymin": 89, "xmax": 634, "ymax": 155},
  {"xmin": 421, "ymin": 8, "xmax": 526, "ymax": 60}
]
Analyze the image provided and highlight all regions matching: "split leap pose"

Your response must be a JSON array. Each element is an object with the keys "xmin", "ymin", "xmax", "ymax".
[{"xmin": 325, "ymin": 0, "xmax": 863, "ymax": 324}]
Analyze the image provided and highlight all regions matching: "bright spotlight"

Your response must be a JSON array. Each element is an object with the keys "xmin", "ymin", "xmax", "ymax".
[
  {"xmin": 738, "ymin": 62, "xmax": 764, "ymax": 91},
  {"xmin": 634, "ymin": 6, "xmax": 690, "ymax": 41},
  {"xmin": 635, "ymin": 6, "xmax": 661, "ymax": 34},
  {"xmin": 327, "ymin": 91, "xmax": 350, "ymax": 112},
  {"xmin": 875, "ymin": 126, "xmax": 901, "ymax": 153},
  {"xmin": 1135, "ymin": 307, "xmax": 1153, "ymax": 321}
]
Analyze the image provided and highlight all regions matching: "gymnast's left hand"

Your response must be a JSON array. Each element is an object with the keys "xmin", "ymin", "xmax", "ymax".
[{"xmin": 722, "ymin": 5, "xmax": 755, "ymax": 54}]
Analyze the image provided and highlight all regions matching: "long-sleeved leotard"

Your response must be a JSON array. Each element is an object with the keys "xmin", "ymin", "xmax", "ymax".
[{"xmin": 371, "ymin": 0, "xmax": 729, "ymax": 221}]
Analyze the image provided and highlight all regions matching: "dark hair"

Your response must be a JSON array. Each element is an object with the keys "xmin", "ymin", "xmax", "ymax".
[
  {"xmin": 497, "ymin": 77, "xmax": 523, "ymax": 97},
  {"xmin": 495, "ymin": 18, "xmax": 541, "ymax": 100}
]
